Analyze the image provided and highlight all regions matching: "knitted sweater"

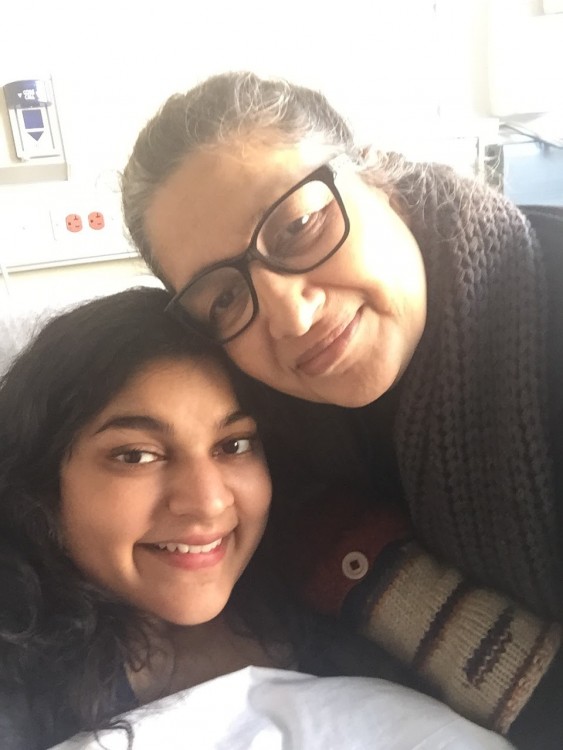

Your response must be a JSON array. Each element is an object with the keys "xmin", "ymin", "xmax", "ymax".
[
  {"xmin": 392, "ymin": 169, "xmax": 562, "ymax": 619},
  {"xmin": 246, "ymin": 188, "xmax": 563, "ymax": 746},
  {"xmin": 254, "ymin": 182, "xmax": 563, "ymax": 618}
]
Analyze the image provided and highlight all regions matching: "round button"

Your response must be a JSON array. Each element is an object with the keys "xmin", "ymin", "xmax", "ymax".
[{"xmin": 341, "ymin": 551, "xmax": 369, "ymax": 580}]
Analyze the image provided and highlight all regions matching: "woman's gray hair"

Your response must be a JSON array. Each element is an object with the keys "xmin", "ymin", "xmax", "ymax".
[{"xmin": 121, "ymin": 71, "xmax": 414, "ymax": 280}]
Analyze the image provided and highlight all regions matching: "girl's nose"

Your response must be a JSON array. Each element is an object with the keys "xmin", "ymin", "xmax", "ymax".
[
  {"xmin": 166, "ymin": 459, "xmax": 234, "ymax": 519},
  {"xmin": 251, "ymin": 266, "xmax": 325, "ymax": 339}
]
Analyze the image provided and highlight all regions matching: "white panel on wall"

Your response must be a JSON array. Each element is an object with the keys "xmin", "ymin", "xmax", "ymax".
[
  {"xmin": 543, "ymin": 0, "xmax": 563, "ymax": 13},
  {"xmin": 0, "ymin": 187, "xmax": 134, "ymax": 271},
  {"xmin": 488, "ymin": 0, "xmax": 563, "ymax": 115}
]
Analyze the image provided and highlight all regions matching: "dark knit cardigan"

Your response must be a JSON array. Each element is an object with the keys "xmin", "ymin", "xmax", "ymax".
[
  {"xmin": 392, "ymin": 164, "xmax": 563, "ymax": 618},
  {"xmin": 248, "ymin": 184, "xmax": 563, "ymax": 747},
  {"xmin": 255, "ymin": 167, "xmax": 563, "ymax": 621}
]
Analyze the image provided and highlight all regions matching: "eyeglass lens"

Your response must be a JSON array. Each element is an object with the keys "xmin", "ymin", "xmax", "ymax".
[{"xmin": 179, "ymin": 178, "xmax": 346, "ymax": 340}]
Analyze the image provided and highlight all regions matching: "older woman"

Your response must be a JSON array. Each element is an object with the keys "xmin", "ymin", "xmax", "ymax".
[{"xmin": 121, "ymin": 72, "xmax": 563, "ymax": 747}]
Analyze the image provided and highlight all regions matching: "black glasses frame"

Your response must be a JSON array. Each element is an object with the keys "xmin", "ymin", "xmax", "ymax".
[{"xmin": 165, "ymin": 153, "xmax": 351, "ymax": 344}]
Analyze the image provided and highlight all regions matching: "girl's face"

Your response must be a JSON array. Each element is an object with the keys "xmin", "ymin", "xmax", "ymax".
[
  {"xmin": 59, "ymin": 357, "xmax": 271, "ymax": 626},
  {"xmin": 145, "ymin": 137, "xmax": 427, "ymax": 407}
]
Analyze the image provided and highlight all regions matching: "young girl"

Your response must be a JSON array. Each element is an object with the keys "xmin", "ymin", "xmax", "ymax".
[{"xmin": 0, "ymin": 287, "xmax": 290, "ymax": 748}]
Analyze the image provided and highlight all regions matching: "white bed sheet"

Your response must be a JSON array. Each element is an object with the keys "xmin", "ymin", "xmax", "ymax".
[{"xmin": 51, "ymin": 667, "xmax": 514, "ymax": 750}]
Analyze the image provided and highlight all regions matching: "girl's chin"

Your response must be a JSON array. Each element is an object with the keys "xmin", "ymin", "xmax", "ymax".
[{"xmin": 161, "ymin": 603, "xmax": 228, "ymax": 628}]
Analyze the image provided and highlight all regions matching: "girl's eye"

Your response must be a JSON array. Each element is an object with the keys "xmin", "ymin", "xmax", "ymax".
[
  {"xmin": 219, "ymin": 437, "xmax": 255, "ymax": 456},
  {"xmin": 114, "ymin": 449, "xmax": 160, "ymax": 465}
]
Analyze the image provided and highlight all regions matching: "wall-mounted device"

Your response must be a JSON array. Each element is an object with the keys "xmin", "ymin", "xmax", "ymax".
[{"xmin": 3, "ymin": 78, "xmax": 63, "ymax": 160}]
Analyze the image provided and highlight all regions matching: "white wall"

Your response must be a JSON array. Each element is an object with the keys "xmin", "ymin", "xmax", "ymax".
[
  {"xmin": 1, "ymin": 0, "xmax": 444, "ymax": 177},
  {"xmin": 488, "ymin": 0, "xmax": 563, "ymax": 116},
  {"xmin": 0, "ymin": 0, "xmax": 493, "ymax": 307}
]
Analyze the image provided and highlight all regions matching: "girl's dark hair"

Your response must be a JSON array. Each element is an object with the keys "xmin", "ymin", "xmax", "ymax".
[{"xmin": 0, "ymin": 286, "xmax": 249, "ymax": 746}]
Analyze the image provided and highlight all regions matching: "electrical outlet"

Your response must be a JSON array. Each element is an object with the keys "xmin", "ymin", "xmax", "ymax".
[
  {"xmin": 50, "ymin": 193, "xmax": 127, "ymax": 254},
  {"xmin": 66, "ymin": 214, "xmax": 83, "ymax": 233},
  {"xmin": 88, "ymin": 211, "xmax": 105, "ymax": 230},
  {"xmin": 51, "ymin": 211, "xmax": 77, "ymax": 240}
]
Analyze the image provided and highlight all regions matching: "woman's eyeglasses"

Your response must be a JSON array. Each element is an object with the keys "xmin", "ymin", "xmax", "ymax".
[{"xmin": 165, "ymin": 154, "xmax": 351, "ymax": 344}]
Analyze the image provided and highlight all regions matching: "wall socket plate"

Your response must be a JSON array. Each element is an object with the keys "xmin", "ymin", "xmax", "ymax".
[{"xmin": 50, "ymin": 200, "xmax": 120, "ymax": 242}]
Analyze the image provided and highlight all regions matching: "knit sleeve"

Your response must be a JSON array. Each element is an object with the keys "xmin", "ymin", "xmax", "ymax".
[
  {"xmin": 346, "ymin": 540, "xmax": 561, "ymax": 734},
  {"xmin": 283, "ymin": 490, "xmax": 561, "ymax": 735}
]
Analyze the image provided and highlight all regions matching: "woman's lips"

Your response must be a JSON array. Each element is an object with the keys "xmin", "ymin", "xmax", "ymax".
[{"xmin": 296, "ymin": 310, "xmax": 361, "ymax": 376}]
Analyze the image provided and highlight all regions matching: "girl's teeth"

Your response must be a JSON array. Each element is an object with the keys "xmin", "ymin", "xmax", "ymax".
[
  {"xmin": 155, "ymin": 539, "xmax": 222, "ymax": 554},
  {"xmin": 169, "ymin": 542, "xmax": 188, "ymax": 553}
]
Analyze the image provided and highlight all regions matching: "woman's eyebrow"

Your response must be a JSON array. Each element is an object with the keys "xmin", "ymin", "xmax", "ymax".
[
  {"xmin": 189, "ymin": 177, "xmax": 304, "ymax": 279},
  {"xmin": 94, "ymin": 414, "xmax": 172, "ymax": 436}
]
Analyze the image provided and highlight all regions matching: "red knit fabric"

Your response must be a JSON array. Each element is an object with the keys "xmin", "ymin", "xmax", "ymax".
[{"xmin": 279, "ymin": 491, "xmax": 412, "ymax": 616}]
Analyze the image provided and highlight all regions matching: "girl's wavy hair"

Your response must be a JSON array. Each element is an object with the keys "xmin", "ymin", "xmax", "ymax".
[
  {"xmin": 0, "ymin": 286, "xmax": 267, "ymax": 745},
  {"xmin": 121, "ymin": 70, "xmax": 416, "ymax": 284}
]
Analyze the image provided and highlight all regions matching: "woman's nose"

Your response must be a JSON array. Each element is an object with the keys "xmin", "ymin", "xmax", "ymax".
[
  {"xmin": 251, "ymin": 266, "xmax": 325, "ymax": 339},
  {"xmin": 166, "ymin": 458, "xmax": 234, "ymax": 519}
]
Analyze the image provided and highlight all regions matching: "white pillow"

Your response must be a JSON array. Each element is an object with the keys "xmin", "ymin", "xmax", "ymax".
[{"xmin": 51, "ymin": 667, "xmax": 514, "ymax": 750}]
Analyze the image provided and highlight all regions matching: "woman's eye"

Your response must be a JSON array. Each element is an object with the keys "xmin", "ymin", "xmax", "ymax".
[
  {"xmin": 114, "ymin": 449, "xmax": 160, "ymax": 465},
  {"xmin": 286, "ymin": 213, "xmax": 313, "ymax": 236},
  {"xmin": 282, "ymin": 211, "xmax": 321, "ymax": 241},
  {"xmin": 209, "ymin": 281, "xmax": 249, "ymax": 324},
  {"xmin": 211, "ymin": 289, "xmax": 237, "ymax": 315},
  {"xmin": 264, "ymin": 207, "xmax": 327, "ymax": 261}
]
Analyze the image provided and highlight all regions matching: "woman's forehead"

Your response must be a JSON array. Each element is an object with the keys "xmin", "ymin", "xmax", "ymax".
[
  {"xmin": 151, "ymin": 134, "xmax": 333, "ymax": 216},
  {"xmin": 144, "ymin": 137, "xmax": 334, "ymax": 286}
]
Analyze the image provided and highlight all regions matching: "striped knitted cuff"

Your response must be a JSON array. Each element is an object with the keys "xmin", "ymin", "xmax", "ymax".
[{"xmin": 354, "ymin": 541, "xmax": 562, "ymax": 734}]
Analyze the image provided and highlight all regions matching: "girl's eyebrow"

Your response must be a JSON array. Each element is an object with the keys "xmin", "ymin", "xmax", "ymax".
[
  {"xmin": 94, "ymin": 415, "xmax": 172, "ymax": 436},
  {"xmin": 93, "ymin": 409, "xmax": 251, "ymax": 436},
  {"xmin": 222, "ymin": 409, "xmax": 251, "ymax": 427}
]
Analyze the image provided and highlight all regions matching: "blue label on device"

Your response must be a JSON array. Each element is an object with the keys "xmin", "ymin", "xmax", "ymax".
[{"xmin": 3, "ymin": 80, "xmax": 51, "ymax": 109}]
